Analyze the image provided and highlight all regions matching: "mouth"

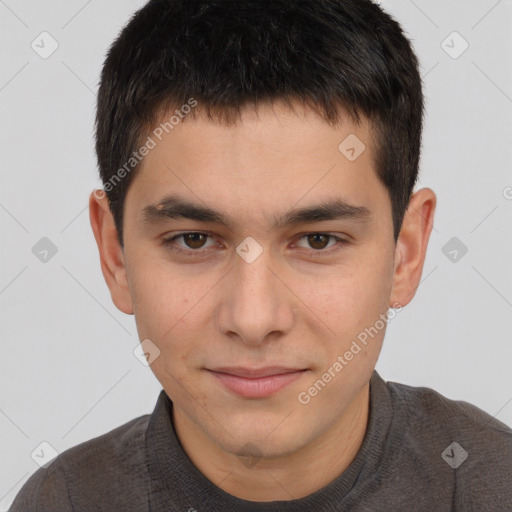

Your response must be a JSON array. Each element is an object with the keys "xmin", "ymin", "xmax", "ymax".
[{"xmin": 206, "ymin": 366, "xmax": 308, "ymax": 398}]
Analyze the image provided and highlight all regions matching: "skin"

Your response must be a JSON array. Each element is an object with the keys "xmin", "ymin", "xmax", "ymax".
[{"xmin": 89, "ymin": 100, "xmax": 436, "ymax": 501}]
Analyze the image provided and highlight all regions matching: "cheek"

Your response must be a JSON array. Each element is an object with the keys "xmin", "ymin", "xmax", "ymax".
[
  {"xmin": 127, "ymin": 256, "xmax": 223, "ymax": 369},
  {"xmin": 126, "ymin": 258, "xmax": 190, "ymax": 356},
  {"xmin": 128, "ymin": 252, "xmax": 194, "ymax": 326},
  {"xmin": 303, "ymin": 250, "xmax": 393, "ymax": 352}
]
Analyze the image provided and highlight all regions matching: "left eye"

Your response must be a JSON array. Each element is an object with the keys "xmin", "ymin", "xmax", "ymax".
[{"xmin": 295, "ymin": 233, "xmax": 344, "ymax": 251}]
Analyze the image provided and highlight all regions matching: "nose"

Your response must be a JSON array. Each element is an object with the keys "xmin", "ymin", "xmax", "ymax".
[{"xmin": 215, "ymin": 243, "xmax": 294, "ymax": 346}]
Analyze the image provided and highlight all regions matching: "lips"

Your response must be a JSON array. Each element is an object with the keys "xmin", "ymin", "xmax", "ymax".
[
  {"xmin": 207, "ymin": 366, "xmax": 308, "ymax": 398},
  {"xmin": 210, "ymin": 366, "xmax": 304, "ymax": 378}
]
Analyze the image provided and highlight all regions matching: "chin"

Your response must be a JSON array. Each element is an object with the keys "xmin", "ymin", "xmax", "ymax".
[{"xmin": 216, "ymin": 421, "xmax": 311, "ymax": 460}]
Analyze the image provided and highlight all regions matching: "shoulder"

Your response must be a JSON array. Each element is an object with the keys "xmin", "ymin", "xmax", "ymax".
[
  {"xmin": 387, "ymin": 378, "xmax": 512, "ymax": 440},
  {"xmin": 384, "ymin": 378, "xmax": 512, "ymax": 507},
  {"xmin": 9, "ymin": 414, "xmax": 150, "ymax": 512}
]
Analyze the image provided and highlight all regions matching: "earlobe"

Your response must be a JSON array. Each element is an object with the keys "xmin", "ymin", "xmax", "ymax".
[
  {"xmin": 89, "ymin": 190, "xmax": 134, "ymax": 315},
  {"xmin": 389, "ymin": 188, "xmax": 436, "ymax": 308}
]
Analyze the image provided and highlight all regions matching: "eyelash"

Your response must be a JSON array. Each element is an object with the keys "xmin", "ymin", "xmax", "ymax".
[{"xmin": 161, "ymin": 232, "xmax": 349, "ymax": 257}]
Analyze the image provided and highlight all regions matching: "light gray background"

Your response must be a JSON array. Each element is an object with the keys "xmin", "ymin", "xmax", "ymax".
[{"xmin": 1, "ymin": 0, "xmax": 511, "ymax": 509}]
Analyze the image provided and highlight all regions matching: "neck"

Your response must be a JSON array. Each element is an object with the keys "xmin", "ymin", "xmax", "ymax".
[{"xmin": 172, "ymin": 382, "xmax": 370, "ymax": 502}]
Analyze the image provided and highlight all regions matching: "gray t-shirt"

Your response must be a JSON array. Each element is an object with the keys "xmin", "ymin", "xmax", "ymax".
[{"xmin": 9, "ymin": 371, "xmax": 512, "ymax": 511}]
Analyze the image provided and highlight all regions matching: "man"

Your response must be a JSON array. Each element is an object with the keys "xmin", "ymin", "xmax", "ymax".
[{"xmin": 10, "ymin": 0, "xmax": 512, "ymax": 510}]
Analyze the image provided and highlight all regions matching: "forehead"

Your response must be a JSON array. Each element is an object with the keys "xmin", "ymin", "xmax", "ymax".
[
  {"xmin": 147, "ymin": 100, "xmax": 375, "ymax": 158},
  {"xmin": 125, "ymin": 100, "xmax": 389, "ymax": 229}
]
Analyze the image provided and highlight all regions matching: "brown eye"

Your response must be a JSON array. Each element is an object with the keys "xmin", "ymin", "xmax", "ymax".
[
  {"xmin": 306, "ymin": 234, "xmax": 330, "ymax": 250},
  {"xmin": 182, "ymin": 233, "xmax": 208, "ymax": 249},
  {"xmin": 295, "ymin": 233, "xmax": 347, "ymax": 253},
  {"xmin": 162, "ymin": 232, "xmax": 215, "ymax": 253}
]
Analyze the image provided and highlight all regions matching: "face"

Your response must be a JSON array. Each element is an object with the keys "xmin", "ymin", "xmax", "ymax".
[{"xmin": 113, "ymin": 101, "xmax": 400, "ymax": 458}]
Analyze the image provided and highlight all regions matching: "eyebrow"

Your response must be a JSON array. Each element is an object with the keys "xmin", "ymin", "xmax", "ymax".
[{"xmin": 142, "ymin": 194, "xmax": 372, "ymax": 230}]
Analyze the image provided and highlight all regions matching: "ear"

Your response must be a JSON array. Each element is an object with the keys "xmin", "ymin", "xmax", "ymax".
[
  {"xmin": 89, "ymin": 190, "xmax": 134, "ymax": 315},
  {"xmin": 389, "ymin": 188, "xmax": 436, "ymax": 308}
]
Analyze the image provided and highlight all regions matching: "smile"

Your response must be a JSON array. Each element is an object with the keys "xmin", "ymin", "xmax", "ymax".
[{"xmin": 206, "ymin": 367, "xmax": 308, "ymax": 398}]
